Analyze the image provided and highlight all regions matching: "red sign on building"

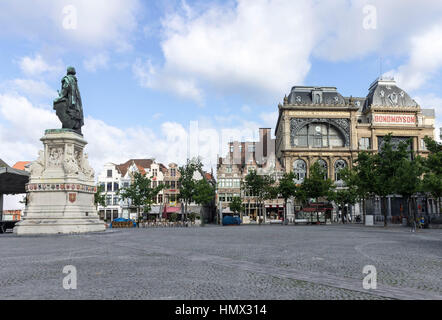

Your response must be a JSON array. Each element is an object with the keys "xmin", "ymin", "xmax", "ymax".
[{"xmin": 373, "ymin": 114, "xmax": 416, "ymax": 125}]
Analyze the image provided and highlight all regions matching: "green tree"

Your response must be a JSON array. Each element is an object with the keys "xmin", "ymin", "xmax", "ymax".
[
  {"xmin": 352, "ymin": 151, "xmax": 377, "ymax": 223},
  {"xmin": 300, "ymin": 162, "xmax": 335, "ymax": 203},
  {"xmin": 329, "ymin": 168, "xmax": 359, "ymax": 223},
  {"xmin": 372, "ymin": 134, "xmax": 410, "ymax": 227},
  {"xmin": 229, "ymin": 196, "xmax": 243, "ymax": 215},
  {"xmin": 422, "ymin": 136, "xmax": 442, "ymax": 213},
  {"xmin": 178, "ymin": 157, "xmax": 204, "ymax": 221},
  {"xmin": 394, "ymin": 150, "xmax": 424, "ymax": 223},
  {"xmin": 118, "ymin": 172, "xmax": 164, "ymax": 226},
  {"xmin": 193, "ymin": 178, "xmax": 216, "ymax": 225},
  {"xmin": 277, "ymin": 172, "xmax": 298, "ymax": 222},
  {"xmin": 243, "ymin": 170, "xmax": 262, "ymax": 222},
  {"xmin": 193, "ymin": 178, "xmax": 216, "ymax": 206},
  {"xmin": 243, "ymin": 170, "xmax": 276, "ymax": 224},
  {"xmin": 94, "ymin": 184, "xmax": 106, "ymax": 210}
]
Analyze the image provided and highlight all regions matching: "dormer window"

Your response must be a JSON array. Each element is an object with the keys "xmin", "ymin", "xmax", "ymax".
[{"xmin": 312, "ymin": 90, "xmax": 323, "ymax": 104}]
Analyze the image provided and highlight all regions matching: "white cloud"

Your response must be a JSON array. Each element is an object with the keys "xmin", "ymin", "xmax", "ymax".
[
  {"xmin": 386, "ymin": 23, "xmax": 442, "ymax": 92},
  {"xmin": 19, "ymin": 54, "xmax": 63, "ymax": 76},
  {"xmin": 0, "ymin": 0, "xmax": 140, "ymax": 51},
  {"xmin": 133, "ymin": 58, "xmax": 204, "ymax": 104},
  {"xmin": 1, "ymin": 79, "xmax": 57, "ymax": 100},
  {"xmin": 260, "ymin": 111, "xmax": 278, "ymax": 130},
  {"xmin": 414, "ymin": 94, "xmax": 442, "ymax": 142},
  {"xmin": 134, "ymin": 0, "xmax": 442, "ymax": 104},
  {"xmin": 0, "ymin": 94, "xmax": 59, "ymax": 144},
  {"xmin": 83, "ymin": 53, "xmax": 110, "ymax": 72},
  {"xmin": 136, "ymin": 0, "xmax": 317, "ymax": 103},
  {"xmin": 313, "ymin": 0, "xmax": 442, "ymax": 61}
]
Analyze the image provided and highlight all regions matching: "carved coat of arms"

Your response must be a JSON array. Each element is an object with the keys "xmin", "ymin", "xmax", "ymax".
[{"xmin": 68, "ymin": 193, "xmax": 77, "ymax": 203}]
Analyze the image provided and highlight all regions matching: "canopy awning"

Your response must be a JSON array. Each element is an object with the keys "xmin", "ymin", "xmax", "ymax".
[
  {"xmin": 163, "ymin": 206, "xmax": 181, "ymax": 213},
  {"xmin": 0, "ymin": 159, "xmax": 29, "ymax": 194}
]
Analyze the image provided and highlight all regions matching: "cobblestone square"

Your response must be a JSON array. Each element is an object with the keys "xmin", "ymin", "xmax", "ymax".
[{"xmin": 0, "ymin": 225, "xmax": 441, "ymax": 300}]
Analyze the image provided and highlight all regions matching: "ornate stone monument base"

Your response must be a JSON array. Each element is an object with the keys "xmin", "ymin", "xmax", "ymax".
[{"xmin": 14, "ymin": 129, "xmax": 105, "ymax": 235}]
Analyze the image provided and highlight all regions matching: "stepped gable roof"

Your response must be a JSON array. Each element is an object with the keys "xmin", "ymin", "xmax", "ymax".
[
  {"xmin": 159, "ymin": 163, "xmax": 168, "ymax": 173},
  {"xmin": 116, "ymin": 159, "xmax": 154, "ymax": 176},
  {"xmin": 287, "ymin": 86, "xmax": 346, "ymax": 106},
  {"xmin": 363, "ymin": 77, "xmax": 418, "ymax": 111}
]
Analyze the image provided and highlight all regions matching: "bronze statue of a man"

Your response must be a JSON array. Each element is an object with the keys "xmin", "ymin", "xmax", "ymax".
[{"xmin": 53, "ymin": 66, "xmax": 84, "ymax": 135}]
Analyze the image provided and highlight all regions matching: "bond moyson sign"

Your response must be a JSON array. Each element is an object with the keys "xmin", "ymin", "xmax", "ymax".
[{"xmin": 373, "ymin": 114, "xmax": 416, "ymax": 125}]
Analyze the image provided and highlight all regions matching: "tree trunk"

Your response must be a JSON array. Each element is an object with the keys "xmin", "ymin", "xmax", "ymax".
[
  {"xmin": 412, "ymin": 197, "xmax": 417, "ymax": 222},
  {"xmin": 341, "ymin": 203, "xmax": 345, "ymax": 224},
  {"xmin": 284, "ymin": 199, "xmax": 287, "ymax": 224},
  {"xmin": 363, "ymin": 198, "xmax": 366, "ymax": 224},
  {"xmin": 382, "ymin": 197, "xmax": 388, "ymax": 227},
  {"xmin": 261, "ymin": 200, "xmax": 267, "ymax": 223},
  {"xmin": 137, "ymin": 206, "xmax": 140, "ymax": 228}
]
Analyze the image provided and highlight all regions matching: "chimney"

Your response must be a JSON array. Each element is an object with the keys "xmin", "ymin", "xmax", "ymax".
[{"xmin": 260, "ymin": 128, "xmax": 270, "ymax": 158}]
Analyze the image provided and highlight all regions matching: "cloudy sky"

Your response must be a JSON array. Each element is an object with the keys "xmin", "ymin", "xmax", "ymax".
[{"xmin": 1, "ymin": 0, "xmax": 442, "ymax": 205}]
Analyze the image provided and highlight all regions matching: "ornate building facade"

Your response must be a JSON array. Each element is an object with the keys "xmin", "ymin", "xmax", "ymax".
[
  {"xmin": 217, "ymin": 128, "xmax": 285, "ymax": 223},
  {"xmin": 97, "ymin": 159, "xmax": 216, "ymax": 223},
  {"xmin": 275, "ymin": 77, "xmax": 437, "ymax": 218}
]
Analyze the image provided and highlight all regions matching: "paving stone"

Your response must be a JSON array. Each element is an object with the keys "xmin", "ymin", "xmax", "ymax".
[{"xmin": 0, "ymin": 225, "xmax": 440, "ymax": 299}]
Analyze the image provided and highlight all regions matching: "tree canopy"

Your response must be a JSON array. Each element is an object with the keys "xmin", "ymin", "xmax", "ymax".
[
  {"xmin": 118, "ymin": 171, "xmax": 164, "ymax": 221},
  {"xmin": 299, "ymin": 162, "xmax": 335, "ymax": 202}
]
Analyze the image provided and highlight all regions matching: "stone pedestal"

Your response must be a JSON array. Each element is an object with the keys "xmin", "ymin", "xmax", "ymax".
[{"xmin": 14, "ymin": 129, "xmax": 106, "ymax": 235}]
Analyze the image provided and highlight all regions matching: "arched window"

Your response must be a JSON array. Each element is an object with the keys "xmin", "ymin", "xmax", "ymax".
[
  {"xmin": 293, "ymin": 159, "xmax": 307, "ymax": 184},
  {"xmin": 293, "ymin": 123, "xmax": 345, "ymax": 148},
  {"xmin": 317, "ymin": 159, "xmax": 328, "ymax": 180},
  {"xmin": 334, "ymin": 159, "xmax": 347, "ymax": 181}
]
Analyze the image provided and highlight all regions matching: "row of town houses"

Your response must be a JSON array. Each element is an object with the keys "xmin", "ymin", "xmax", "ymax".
[
  {"xmin": 96, "ymin": 159, "xmax": 216, "ymax": 223},
  {"xmin": 95, "ymin": 77, "xmax": 440, "ymax": 224},
  {"xmin": 5, "ymin": 78, "xmax": 441, "ymax": 224}
]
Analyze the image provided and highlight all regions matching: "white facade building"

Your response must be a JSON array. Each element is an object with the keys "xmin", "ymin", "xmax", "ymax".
[{"xmin": 97, "ymin": 159, "xmax": 168, "ymax": 221}]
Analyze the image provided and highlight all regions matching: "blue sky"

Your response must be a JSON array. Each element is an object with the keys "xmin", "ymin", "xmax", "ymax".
[{"xmin": 0, "ymin": 0, "xmax": 441, "ymax": 181}]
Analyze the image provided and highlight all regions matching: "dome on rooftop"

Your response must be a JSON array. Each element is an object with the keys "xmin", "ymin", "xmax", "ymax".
[
  {"xmin": 363, "ymin": 77, "xmax": 419, "ymax": 111},
  {"xmin": 287, "ymin": 86, "xmax": 346, "ymax": 105}
]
